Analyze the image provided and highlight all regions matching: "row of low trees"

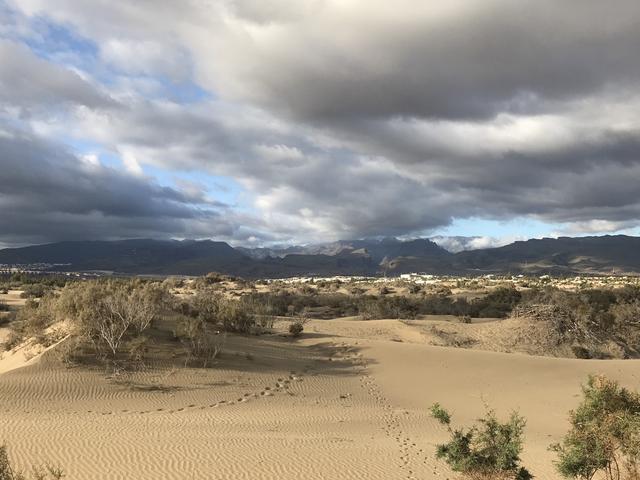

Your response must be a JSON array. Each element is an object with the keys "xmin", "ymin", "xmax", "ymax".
[
  {"xmin": 432, "ymin": 375, "xmax": 640, "ymax": 480},
  {"xmin": 230, "ymin": 287, "xmax": 523, "ymax": 321}
]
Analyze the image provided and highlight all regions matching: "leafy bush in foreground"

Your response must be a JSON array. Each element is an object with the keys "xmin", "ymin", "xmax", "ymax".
[
  {"xmin": 430, "ymin": 403, "xmax": 532, "ymax": 480},
  {"xmin": 552, "ymin": 375, "xmax": 640, "ymax": 480}
]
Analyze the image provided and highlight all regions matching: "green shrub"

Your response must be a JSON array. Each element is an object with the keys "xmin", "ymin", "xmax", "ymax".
[
  {"xmin": 551, "ymin": 375, "xmax": 640, "ymax": 480},
  {"xmin": 471, "ymin": 287, "xmax": 522, "ymax": 318},
  {"xmin": 430, "ymin": 403, "xmax": 532, "ymax": 480}
]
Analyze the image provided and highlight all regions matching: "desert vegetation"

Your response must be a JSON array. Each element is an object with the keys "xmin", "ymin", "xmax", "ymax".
[
  {"xmin": 430, "ymin": 403, "xmax": 532, "ymax": 480},
  {"xmin": 552, "ymin": 376, "xmax": 640, "ymax": 480},
  {"xmin": 431, "ymin": 376, "xmax": 640, "ymax": 480},
  {"xmin": 4, "ymin": 273, "xmax": 640, "ymax": 363},
  {"xmin": 0, "ymin": 444, "xmax": 64, "ymax": 480},
  {"xmin": 2, "ymin": 272, "xmax": 640, "ymax": 479}
]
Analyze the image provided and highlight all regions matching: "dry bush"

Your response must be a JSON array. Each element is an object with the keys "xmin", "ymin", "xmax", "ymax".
[
  {"xmin": 190, "ymin": 289, "xmax": 258, "ymax": 334},
  {"xmin": 57, "ymin": 280, "xmax": 168, "ymax": 359},
  {"xmin": 0, "ymin": 444, "xmax": 64, "ymax": 480},
  {"xmin": 19, "ymin": 284, "xmax": 49, "ymax": 299},
  {"xmin": 513, "ymin": 287, "xmax": 640, "ymax": 358},
  {"xmin": 289, "ymin": 318, "xmax": 307, "ymax": 337},
  {"xmin": 176, "ymin": 316, "xmax": 225, "ymax": 367},
  {"xmin": 5, "ymin": 296, "xmax": 58, "ymax": 349}
]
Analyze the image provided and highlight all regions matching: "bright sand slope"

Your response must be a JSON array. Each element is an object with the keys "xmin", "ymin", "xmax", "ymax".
[{"xmin": 1, "ymin": 318, "xmax": 639, "ymax": 480}]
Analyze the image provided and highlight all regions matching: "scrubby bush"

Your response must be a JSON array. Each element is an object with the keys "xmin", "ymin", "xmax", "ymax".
[
  {"xmin": 571, "ymin": 345, "xmax": 592, "ymax": 359},
  {"xmin": 0, "ymin": 444, "xmax": 64, "ymax": 480},
  {"xmin": 358, "ymin": 295, "xmax": 420, "ymax": 320},
  {"xmin": 289, "ymin": 319, "xmax": 306, "ymax": 337},
  {"xmin": 470, "ymin": 287, "xmax": 522, "ymax": 318},
  {"xmin": 57, "ymin": 280, "xmax": 168, "ymax": 359},
  {"xmin": 515, "ymin": 287, "xmax": 640, "ymax": 357},
  {"xmin": 217, "ymin": 297, "xmax": 255, "ymax": 333},
  {"xmin": 176, "ymin": 316, "xmax": 225, "ymax": 367},
  {"xmin": 460, "ymin": 315, "xmax": 472, "ymax": 324},
  {"xmin": 189, "ymin": 289, "xmax": 258, "ymax": 333},
  {"xmin": 19, "ymin": 284, "xmax": 49, "ymax": 299},
  {"xmin": 552, "ymin": 375, "xmax": 640, "ymax": 480},
  {"xmin": 6, "ymin": 296, "xmax": 59, "ymax": 349},
  {"xmin": 430, "ymin": 403, "xmax": 532, "ymax": 480},
  {"xmin": 0, "ymin": 301, "xmax": 8, "ymax": 312}
]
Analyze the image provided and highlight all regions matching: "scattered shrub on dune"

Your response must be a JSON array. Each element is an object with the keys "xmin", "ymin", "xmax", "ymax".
[
  {"xmin": 470, "ymin": 286, "xmax": 522, "ymax": 318},
  {"xmin": 0, "ymin": 444, "xmax": 64, "ymax": 480},
  {"xmin": 6, "ymin": 296, "xmax": 59, "ymax": 349},
  {"xmin": 19, "ymin": 284, "xmax": 49, "ymax": 299},
  {"xmin": 176, "ymin": 316, "xmax": 225, "ymax": 367},
  {"xmin": 289, "ymin": 319, "xmax": 306, "ymax": 337},
  {"xmin": 430, "ymin": 403, "xmax": 532, "ymax": 480},
  {"xmin": 571, "ymin": 345, "xmax": 592, "ymax": 359},
  {"xmin": 57, "ymin": 280, "xmax": 168, "ymax": 359},
  {"xmin": 216, "ymin": 297, "xmax": 255, "ymax": 334},
  {"xmin": 189, "ymin": 289, "xmax": 258, "ymax": 334},
  {"xmin": 552, "ymin": 375, "xmax": 640, "ymax": 480}
]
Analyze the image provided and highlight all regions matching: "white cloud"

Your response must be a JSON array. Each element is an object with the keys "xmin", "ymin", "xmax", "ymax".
[{"xmin": 4, "ymin": 0, "xmax": 640, "ymax": 246}]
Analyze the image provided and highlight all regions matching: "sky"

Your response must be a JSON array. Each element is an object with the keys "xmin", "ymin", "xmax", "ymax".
[{"xmin": 1, "ymin": 0, "xmax": 640, "ymax": 251}]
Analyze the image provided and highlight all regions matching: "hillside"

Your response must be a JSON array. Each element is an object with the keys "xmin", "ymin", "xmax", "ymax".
[
  {"xmin": 454, "ymin": 235, "xmax": 640, "ymax": 275},
  {"xmin": 1, "ymin": 235, "xmax": 639, "ymax": 277}
]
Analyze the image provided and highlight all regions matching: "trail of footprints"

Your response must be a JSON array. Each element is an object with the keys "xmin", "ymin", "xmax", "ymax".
[
  {"xmin": 18, "ymin": 371, "xmax": 308, "ymax": 417},
  {"xmin": 327, "ymin": 341, "xmax": 429, "ymax": 478},
  {"xmin": 358, "ymin": 363, "xmax": 430, "ymax": 479}
]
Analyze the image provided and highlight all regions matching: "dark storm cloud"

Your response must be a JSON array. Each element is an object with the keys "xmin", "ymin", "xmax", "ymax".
[
  {"xmin": 210, "ymin": 1, "xmax": 640, "ymax": 123},
  {"xmin": 4, "ymin": 0, "xmax": 640, "ymax": 244},
  {"xmin": 0, "ymin": 129, "xmax": 263, "ymax": 245}
]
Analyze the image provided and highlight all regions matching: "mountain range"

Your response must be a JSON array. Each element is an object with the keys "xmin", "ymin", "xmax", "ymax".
[{"xmin": 0, "ymin": 235, "xmax": 638, "ymax": 277}]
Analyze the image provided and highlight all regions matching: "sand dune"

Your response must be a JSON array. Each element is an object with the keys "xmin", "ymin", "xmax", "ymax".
[{"xmin": 1, "ymin": 317, "xmax": 639, "ymax": 479}]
